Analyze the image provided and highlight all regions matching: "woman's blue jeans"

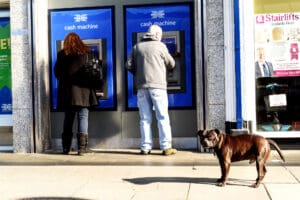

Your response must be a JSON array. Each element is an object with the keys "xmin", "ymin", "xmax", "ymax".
[
  {"xmin": 137, "ymin": 88, "xmax": 172, "ymax": 151},
  {"xmin": 63, "ymin": 107, "xmax": 89, "ymax": 134}
]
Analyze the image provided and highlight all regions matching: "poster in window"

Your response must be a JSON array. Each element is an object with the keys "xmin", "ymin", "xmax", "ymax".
[
  {"xmin": 255, "ymin": 13, "xmax": 300, "ymax": 77},
  {"xmin": 0, "ymin": 17, "xmax": 11, "ymax": 116}
]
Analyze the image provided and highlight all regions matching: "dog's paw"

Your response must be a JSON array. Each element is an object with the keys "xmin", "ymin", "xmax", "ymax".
[
  {"xmin": 253, "ymin": 182, "xmax": 261, "ymax": 188},
  {"xmin": 216, "ymin": 182, "xmax": 226, "ymax": 187},
  {"xmin": 216, "ymin": 179, "xmax": 226, "ymax": 187},
  {"xmin": 216, "ymin": 178, "xmax": 223, "ymax": 182},
  {"xmin": 249, "ymin": 159, "xmax": 255, "ymax": 164}
]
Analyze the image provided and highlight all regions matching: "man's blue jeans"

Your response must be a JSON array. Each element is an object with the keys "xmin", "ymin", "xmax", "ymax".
[
  {"xmin": 63, "ymin": 107, "xmax": 89, "ymax": 134},
  {"xmin": 137, "ymin": 88, "xmax": 172, "ymax": 151}
]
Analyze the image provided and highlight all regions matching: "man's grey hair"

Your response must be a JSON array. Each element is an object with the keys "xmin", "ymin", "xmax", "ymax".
[{"xmin": 148, "ymin": 25, "xmax": 162, "ymax": 41}]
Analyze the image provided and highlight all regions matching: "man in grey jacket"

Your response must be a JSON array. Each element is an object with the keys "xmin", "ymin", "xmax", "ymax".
[{"xmin": 126, "ymin": 25, "xmax": 177, "ymax": 156}]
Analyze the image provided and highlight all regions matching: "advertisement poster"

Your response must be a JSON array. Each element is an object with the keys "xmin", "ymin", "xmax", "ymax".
[
  {"xmin": 255, "ymin": 12, "xmax": 300, "ymax": 77},
  {"xmin": 125, "ymin": 3, "xmax": 194, "ymax": 109},
  {"xmin": 0, "ymin": 17, "xmax": 11, "ymax": 118},
  {"xmin": 49, "ymin": 7, "xmax": 116, "ymax": 110}
]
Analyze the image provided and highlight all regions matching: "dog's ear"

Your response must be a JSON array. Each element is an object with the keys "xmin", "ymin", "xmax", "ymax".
[
  {"xmin": 197, "ymin": 130, "xmax": 204, "ymax": 136},
  {"xmin": 197, "ymin": 129, "xmax": 206, "ymax": 137},
  {"xmin": 214, "ymin": 129, "xmax": 221, "ymax": 135}
]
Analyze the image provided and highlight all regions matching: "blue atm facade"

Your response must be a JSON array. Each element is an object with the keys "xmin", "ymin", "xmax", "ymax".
[{"xmin": 49, "ymin": 0, "xmax": 197, "ymax": 149}]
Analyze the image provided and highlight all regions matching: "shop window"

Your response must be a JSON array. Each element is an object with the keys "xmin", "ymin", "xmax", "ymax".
[{"xmin": 254, "ymin": 0, "xmax": 300, "ymax": 132}]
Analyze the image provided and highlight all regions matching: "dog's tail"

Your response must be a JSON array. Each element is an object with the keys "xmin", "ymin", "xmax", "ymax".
[{"xmin": 267, "ymin": 139, "xmax": 285, "ymax": 162}]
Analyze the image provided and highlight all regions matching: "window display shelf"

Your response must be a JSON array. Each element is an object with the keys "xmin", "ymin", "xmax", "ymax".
[{"xmin": 256, "ymin": 131, "xmax": 300, "ymax": 138}]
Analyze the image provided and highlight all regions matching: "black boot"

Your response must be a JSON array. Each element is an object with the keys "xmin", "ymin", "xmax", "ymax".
[
  {"xmin": 77, "ymin": 133, "xmax": 92, "ymax": 155},
  {"xmin": 62, "ymin": 132, "xmax": 73, "ymax": 154}
]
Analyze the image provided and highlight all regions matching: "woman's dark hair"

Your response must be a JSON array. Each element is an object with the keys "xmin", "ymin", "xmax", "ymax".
[{"xmin": 63, "ymin": 32, "xmax": 90, "ymax": 55}]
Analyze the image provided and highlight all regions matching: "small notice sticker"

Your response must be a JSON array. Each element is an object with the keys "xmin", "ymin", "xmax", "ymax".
[{"xmin": 268, "ymin": 94, "xmax": 287, "ymax": 107}]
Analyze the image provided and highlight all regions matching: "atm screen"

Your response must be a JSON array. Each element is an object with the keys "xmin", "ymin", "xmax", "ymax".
[
  {"xmin": 161, "ymin": 37, "xmax": 176, "ymax": 55},
  {"xmin": 88, "ymin": 45, "xmax": 100, "ymax": 58}
]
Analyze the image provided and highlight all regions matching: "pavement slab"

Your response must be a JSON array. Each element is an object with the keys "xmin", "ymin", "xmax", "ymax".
[{"xmin": 0, "ymin": 150, "xmax": 299, "ymax": 200}]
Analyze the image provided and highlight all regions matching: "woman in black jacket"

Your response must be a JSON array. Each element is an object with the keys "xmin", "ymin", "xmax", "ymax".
[{"xmin": 54, "ymin": 32, "xmax": 98, "ymax": 155}]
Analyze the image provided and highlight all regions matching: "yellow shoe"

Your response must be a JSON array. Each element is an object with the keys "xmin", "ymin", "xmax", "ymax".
[{"xmin": 162, "ymin": 148, "xmax": 177, "ymax": 156}]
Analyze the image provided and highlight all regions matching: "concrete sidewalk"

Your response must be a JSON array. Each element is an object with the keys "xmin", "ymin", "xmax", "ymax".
[{"xmin": 0, "ymin": 149, "xmax": 299, "ymax": 200}]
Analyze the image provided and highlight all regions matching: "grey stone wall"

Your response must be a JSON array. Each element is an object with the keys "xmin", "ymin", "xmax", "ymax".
[
  {"xmin": 204, "ymin": 0, "xmax": 226, "ymax": 130},
  {"xmin": 10, "ymin": 0, "xmax": 51, "ymax": 153},
  {"xmin": 10, "ymin": 0, "xmax": 33, "ymax": 152}
]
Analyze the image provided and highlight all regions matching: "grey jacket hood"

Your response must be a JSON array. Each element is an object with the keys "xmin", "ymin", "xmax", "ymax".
[{"xmin": 142, "ymin": 32, "xmax": 160, "ymax": 41}]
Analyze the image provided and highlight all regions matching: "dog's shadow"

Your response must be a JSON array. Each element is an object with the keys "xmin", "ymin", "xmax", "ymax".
[
  {"xmin": 226, "ymin": 178, "xmax": 257, "ymax": 187},
  {"xmin": 123, "ymin": 177, "xmax": 256, "ymax": 187},
  {"xmin": 123, "ymin": 177, "xmax": 216, "ymax": 185}
]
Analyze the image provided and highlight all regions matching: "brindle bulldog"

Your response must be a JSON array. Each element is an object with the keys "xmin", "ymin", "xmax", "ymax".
[{"xmin": 197, "ymin": 129, "xmax": 285, "ymax": 188}]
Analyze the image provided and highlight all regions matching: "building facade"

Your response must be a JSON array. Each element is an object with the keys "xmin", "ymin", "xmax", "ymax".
[{"xmin": 0, "ymin": 0, "xmax": 298, "ymax": 153}]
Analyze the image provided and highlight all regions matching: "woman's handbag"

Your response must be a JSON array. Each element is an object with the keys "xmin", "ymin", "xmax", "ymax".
[{"xmin": 77, "ymin": 54, "xmax": 104, "ymax": 87}]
